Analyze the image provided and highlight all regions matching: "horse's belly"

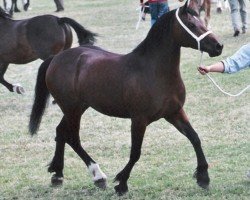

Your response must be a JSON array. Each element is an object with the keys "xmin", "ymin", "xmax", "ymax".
[{"xmin": 91, "ymin": 104, "xmax": 130, "ymax": 118}]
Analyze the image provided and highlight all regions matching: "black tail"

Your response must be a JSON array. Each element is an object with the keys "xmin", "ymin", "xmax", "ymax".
[
  {"xmin": 58, "ymin": 17, "xmax": 97, "ymax": 45},
  {"xmin": 29, "ymin": 57, "xmax": 53, "ymax": 135}
]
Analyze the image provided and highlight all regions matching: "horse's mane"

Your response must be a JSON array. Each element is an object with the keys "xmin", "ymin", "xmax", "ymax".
[
  {"xmin": 133, "ymin": 9, "xmax": 176, "ymax": 54},
  {"xmin": 0, "ymin": 7, "xmax": 12, "ymax": 19}
]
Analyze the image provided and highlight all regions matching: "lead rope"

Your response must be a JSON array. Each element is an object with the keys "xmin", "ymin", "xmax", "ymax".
[{"xmin": 199, "ymin": 52, "xmax": 250, "ymax": 97}]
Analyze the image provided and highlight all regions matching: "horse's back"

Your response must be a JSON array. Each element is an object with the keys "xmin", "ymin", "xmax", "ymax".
[
  {"xmin": 46, "ymin": 46, "xmax": 130, "ymax": 117},
  {"xmin": 26, "ymin": 15, "xmax": 72, "ymax": 60},
  {"xmin": 0, "ymin": 18, "xmax": 39, "ymax": 63}
]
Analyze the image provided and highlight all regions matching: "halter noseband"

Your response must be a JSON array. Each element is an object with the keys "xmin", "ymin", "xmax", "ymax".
[{"xmin": 175, "ymin": 8, "xmax": 212, "ymax": 51}]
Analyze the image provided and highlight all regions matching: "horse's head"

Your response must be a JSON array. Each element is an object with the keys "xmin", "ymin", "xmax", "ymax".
[{"xmin": 173, "ymin": 0, "xmax": 223, "ymax": 57}]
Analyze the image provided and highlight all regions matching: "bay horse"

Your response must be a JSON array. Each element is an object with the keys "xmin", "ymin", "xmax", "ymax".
[
  {"xmin": 0, "ymin": 8, "xmax": 96, "ymax": 94},
  {"xmin": 29, "ymin": 0, "xmax": 223, "ymax": 195}
]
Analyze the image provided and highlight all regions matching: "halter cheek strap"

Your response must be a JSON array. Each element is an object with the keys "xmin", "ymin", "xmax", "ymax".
[{"xmin": 175, "ymin": 8, "xmax": 212, "ymax": 51}]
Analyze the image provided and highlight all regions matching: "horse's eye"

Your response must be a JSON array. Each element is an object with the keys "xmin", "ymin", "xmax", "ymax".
[{"xmin": 188, "ymin": 22, "xmax": 195, "ymax": 28}]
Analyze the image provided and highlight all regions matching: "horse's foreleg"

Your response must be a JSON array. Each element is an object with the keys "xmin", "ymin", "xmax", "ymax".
[
  {"xmin": 65, "ymin": 112, "xmax": 107, "ymax": 189},
  {"xmin": 48, "ymin": 117, "xmax": 67, "ymax": 186},
  {"xmin": 0, "ymin": 63, "xmax": 25, "ymax": 94},
  {"xmin": 165, "ymin": 109, "xmax": 210, "ymax": 189},
  {"xmin": 114, "ymin": 118, "xmax": 147, "ymax": 195}
]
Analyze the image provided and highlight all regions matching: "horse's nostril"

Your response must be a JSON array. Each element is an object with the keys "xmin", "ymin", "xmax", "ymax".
[{"xmin": 216, "ymin": 43, "xmax": 223, "ymax": 51}]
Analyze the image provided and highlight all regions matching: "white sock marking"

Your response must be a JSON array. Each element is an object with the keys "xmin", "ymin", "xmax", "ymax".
[{"xmin": 88, "ymin": 163, "xmax": 107, "ymax": 182}]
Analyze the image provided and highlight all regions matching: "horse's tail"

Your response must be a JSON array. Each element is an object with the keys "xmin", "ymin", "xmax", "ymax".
[
  {"xmin": 58, "ymin": 17, "xmax": 97, "ymax": 45},
  {"xmin": 29, "ymin": 57, "xmax": 53, "ymax": 135}
]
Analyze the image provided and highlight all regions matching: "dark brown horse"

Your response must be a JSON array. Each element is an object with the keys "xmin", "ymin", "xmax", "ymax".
[
  {"xmin": 0, "ymin": 7, "xmax": 96, "ymax": 94},
  {"xmin": 29, "ymin": 0, "xmax": 223, "ymax": 195}
]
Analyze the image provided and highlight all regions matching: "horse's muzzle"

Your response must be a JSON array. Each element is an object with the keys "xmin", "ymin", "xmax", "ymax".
[{"xmin": 209, "ymin": 43, "xmax": 223, "ymax": 57}]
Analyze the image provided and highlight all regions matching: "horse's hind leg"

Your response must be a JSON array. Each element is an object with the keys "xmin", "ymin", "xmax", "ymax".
[
  {"xmin": 48, "ymin": 116, "xmax": 67, "ymax": 186},
  {"xmin": 114, "ymin": 118, "xmax": 147, "ymax": 195},
  {"xmin": 165, "ymin": 109, "xmax": 210, "ymax": 189},
  {"xmin": 65, "ymin": 111, "xmax": 107, "ymax": 189},
  {"xmin": 0, "ymin": 63, "xmax": 25, "ymax": 94}
]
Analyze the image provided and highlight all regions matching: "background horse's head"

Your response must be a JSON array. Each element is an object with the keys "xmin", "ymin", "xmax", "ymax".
[{"xmin": 173, "ymin": 0, "xmax": 223, "ymax": 57}]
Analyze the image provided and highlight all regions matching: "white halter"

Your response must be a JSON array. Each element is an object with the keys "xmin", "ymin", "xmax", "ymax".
[{"xmin": 175, "ymin": 8, "xmax": 212, "ymax": 51}]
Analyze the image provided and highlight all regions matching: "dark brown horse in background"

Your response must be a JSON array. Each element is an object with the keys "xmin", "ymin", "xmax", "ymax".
[
  {"xmin": 29, "ymin": 0, "xmax": 223, "ymax": 195},
  {"xmin": 0, "ymin": 7, "xmax": 96, "ymax": 94}
]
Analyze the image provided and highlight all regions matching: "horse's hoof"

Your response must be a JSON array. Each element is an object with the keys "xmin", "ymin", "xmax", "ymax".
[
  {"xmin": 216, "ymin": 8, "xmax": 222, "ymax": 14},
  {"xmin": 94, "ymin": 178, "xmax": 107, "ymax": 189},
  {"xmin": 114, "ymin": 184, "xmax": 128, "ymax": 196},
  {"xmin": 51, "ymin": 175, "xmax": 63, "ymax": 187},
  {"xmin": 194, "ymin": 170, "xmax": 210, "ymax": 190},
  {"xmin": 13, "ymin": 84, "xmax": 25, "ymax": 94},
  {"xmin": 197, "ymin": 181, "xmax": 209, "ymax": 190}
]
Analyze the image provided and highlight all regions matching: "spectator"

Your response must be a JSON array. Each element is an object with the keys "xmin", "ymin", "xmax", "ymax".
[
  {"xmin": 228, "ymin": 0, "xmax": 248, "ymax": 37},
  {"xmin": 140, "ymin": 0, "xmax": 169, "ymax": 26}
]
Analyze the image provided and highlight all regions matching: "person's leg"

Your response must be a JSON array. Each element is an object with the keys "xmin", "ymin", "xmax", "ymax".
[
  {"xmin": 149, "ymin": 2, "xmax": 158, "ymax": 26},
  {"xmin": 228, "ymin": 0, "xmax": 241, "ymax": 36},
  {"xmin": 158, "ymin": 1, "xmax": 169, "ymax": 18},
  {"xmin": 238, "ymin": 0, "xmax": 247, "ymax": 33}
]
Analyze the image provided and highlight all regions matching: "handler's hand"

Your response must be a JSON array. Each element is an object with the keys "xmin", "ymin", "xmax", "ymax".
[{"xmin": 198, "ymin": 65, "xmax": 209, "ymax": 75}]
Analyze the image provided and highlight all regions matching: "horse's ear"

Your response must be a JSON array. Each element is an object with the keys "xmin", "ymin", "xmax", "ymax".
[
  {"xmin": 181, "ymin": 0, "xmax": 200, "ymax": 16},
  {"xmin": 180, "ymin": 0, "xmax": 189, "ymax": 14},
  {"xmin": 186, "ymin": 0, "xmax": 200, "ymax": 15}
]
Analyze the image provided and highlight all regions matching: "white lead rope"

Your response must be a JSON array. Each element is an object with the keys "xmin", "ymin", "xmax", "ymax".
[{"xmin": 199, "ymin": 52, "xmax": 250, "ymax": 97}]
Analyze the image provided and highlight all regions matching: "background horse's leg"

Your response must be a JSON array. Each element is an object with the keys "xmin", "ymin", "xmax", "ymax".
[
  {"xmin": 64, "ymin": 111, "xmax": 107, "ymax": 189},
  {"xmin": 13, "ymin": 0, "xmax": 20, "ymax": 12},
  {"xmin": 114, "ymin": 118, "xmax": 147, "ymax": 195},
  {"xmin": 23, "ymin": 0, "xmax": 30, "ymax": 11},
  {"xmin": 0, "ymin": 63, "xmax": 25, "ymax": 94},
  {"xmin": 48, "ymin": 117, "xmax": 67, "ymax": 186},
  {"xmin": 205, "ymin": 0, "xmax": 211, "ymax": 29},
  {"xmin": 165, "ymin": 109, "xmax": 210, "ymax": 189},
  {"xmin": 0, "ymin": 63, "xmax": 13, "ymax": 92}
]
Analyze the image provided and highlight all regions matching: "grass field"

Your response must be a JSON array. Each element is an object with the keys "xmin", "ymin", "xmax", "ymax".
[{"xmin": 0, "ymin": 0, "xmax": 249, "ymax": 199}]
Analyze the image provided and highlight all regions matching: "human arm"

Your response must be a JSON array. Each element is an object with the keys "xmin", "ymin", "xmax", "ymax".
[
  {"xmin": 222, "ymin": 43, "xmax": 250, "ymax": 73},
  {"xmin": 198, "ymin": 43, "xmax": 250, "ymax": 75},
  {"xmin": 198, "ymin": 62, "xmax": 225, "ymax": 75}
]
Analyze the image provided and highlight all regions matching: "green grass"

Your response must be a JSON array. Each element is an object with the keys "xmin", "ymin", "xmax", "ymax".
[{"xmin": 0, "ymin": 0, "xmax": 250, "ymax": 199}]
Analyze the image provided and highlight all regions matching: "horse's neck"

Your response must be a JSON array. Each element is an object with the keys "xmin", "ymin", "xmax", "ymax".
[{"xmin": 134, "ymin": 40, "xmax": 181, "ymax": 75}]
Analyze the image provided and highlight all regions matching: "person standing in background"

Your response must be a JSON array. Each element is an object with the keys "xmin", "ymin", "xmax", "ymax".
[
  {"xmin": 54, "ymin": 0, "xmax": 64, "ymax": 12},
  {"xmin": 228, "ymin": 0, "xmax": 248, "ymax": 37},
  {"xmin": 140, "ymin": 0, "xmax": 169, "ymax": 26}
]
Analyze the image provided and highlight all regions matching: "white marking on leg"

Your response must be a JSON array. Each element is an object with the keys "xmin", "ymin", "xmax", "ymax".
[
  {"xmin": 13, "ymin": 83, "xmax": 25, "ymax": 94},
  {"xmin": 88, "ymin": 162, "xmax": 107, "ymax": 182}
]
